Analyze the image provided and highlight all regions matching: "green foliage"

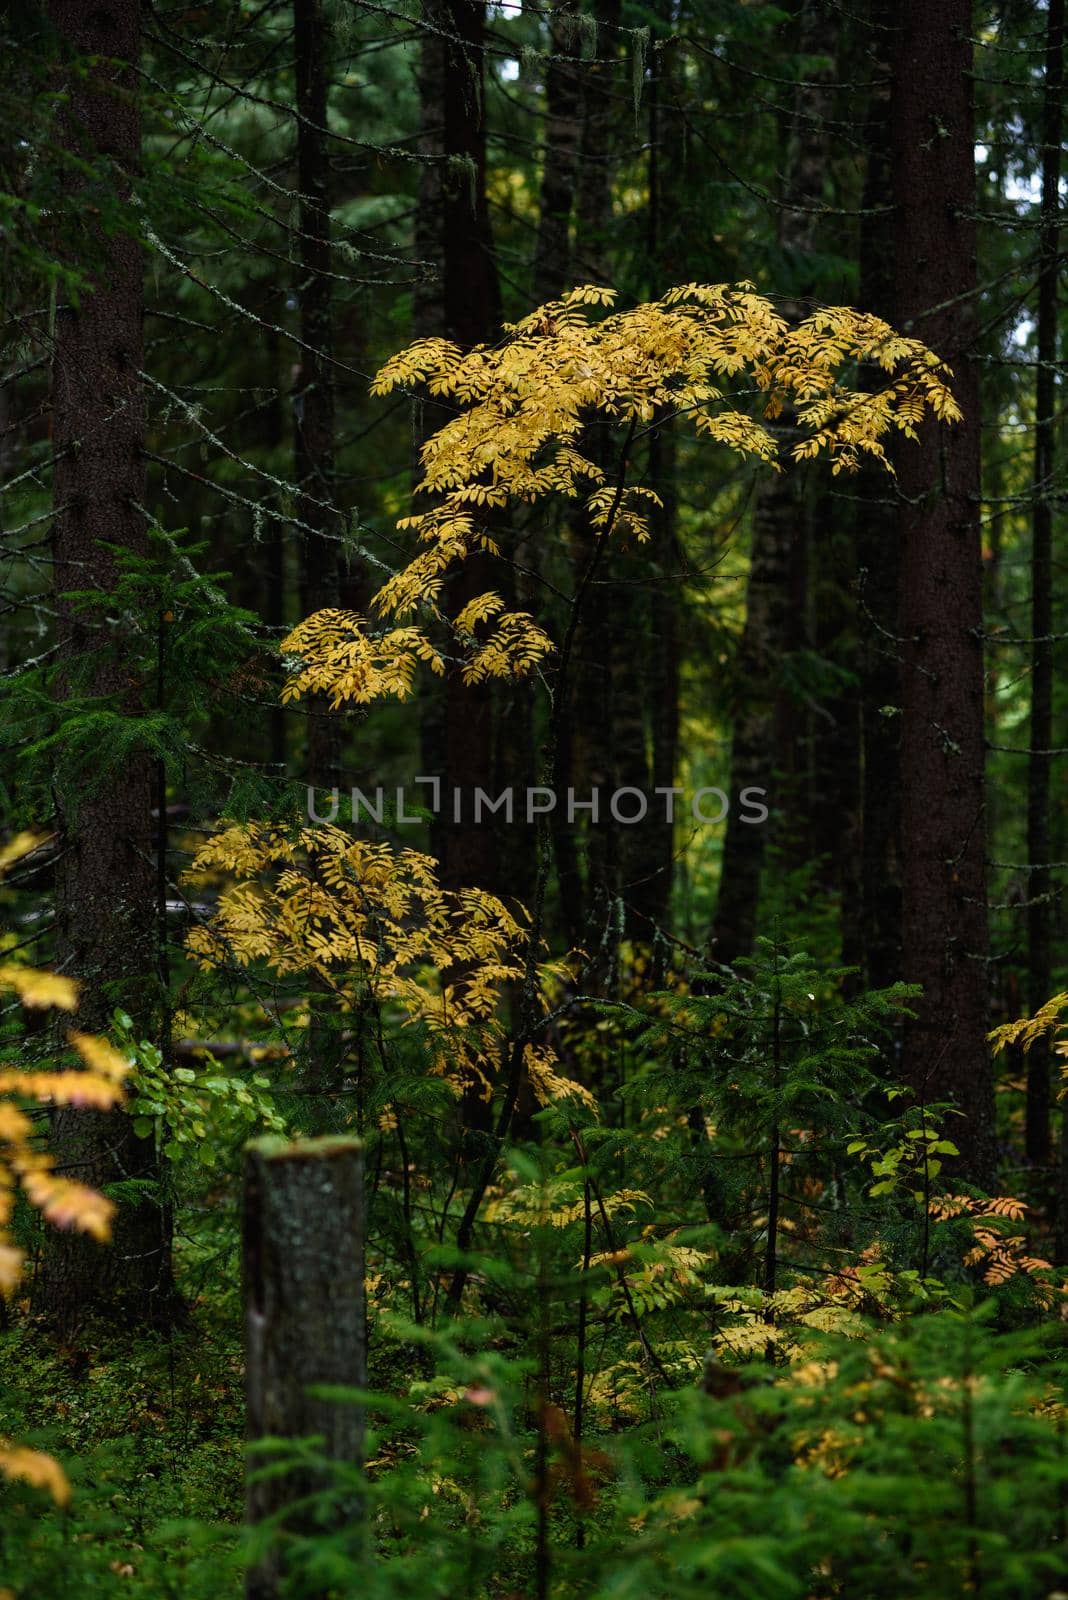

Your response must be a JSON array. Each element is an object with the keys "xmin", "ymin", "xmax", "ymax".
[
  {"xmin": 0, "ymin": 1321, "xmax": 244, "ymax": 1598},
  {"xmin": 231, "ymin": 1296, "xmax": 1068, "ymax": 1600},
  {"xmin": 115, "ymin": 1011, "xmax": 286, "ymax": 1169},
  {"xmin": 4, "ymin": 932, "xmax": 1066, "ymax": 1597},
  {"xmin": 848, "ymin": 1094, "xmax": 961, "ymax": 1201},
  {"xmin": 0, "ymin": 528, "xmax": 259, "ymax": 814}
]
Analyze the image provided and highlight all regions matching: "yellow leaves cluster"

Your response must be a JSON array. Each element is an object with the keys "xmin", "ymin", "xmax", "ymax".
[
  {"xmin": 188, "ymin": 821, "xmax": 525, "ymax": 985},
  {"xmin": 0, "ymin": 1034, "xmax": 128, "ymax": 1113},
  {"xmin": 989, "ymin": 992, "xmax": 1068, "ymax": 1095},
  {"xmin": 0, "ymin": 1442, "xmax": 70, "ymax": 1506},
  {"xmin": 928, "ymin": 1193, "xmax": 1053, "ymax": 1293},
  {"xmin": 929, "ymin": 1193, "xmax": 1028, "ymax": 1222},
  {"xmin": 694, "ymin": 410, "xmax": 779, "ymax": 462},
  {"xmin": 455, "ymin": 590, "xmax": 506, "ymax": 633},
  {"xmin": 523, "ymin": 1042, "xmax": 599, "ymax": 1116},
  {"xmin": 792, "ymin": 1425, "xmax": 857, "ymax": 1479},
  {"xmin": 284, "ymin": 280, "xmax": 960, "ymax": 711},
  {"xmin": 0, "ymin": 1004, "xmax": 131, "ymax": 1293},
  {"xmin": 18, "ymin": 1168, "xmax": 116, "ymax": 1244},
  {"xmin": 0, "ymin": 833, "xmax": 132, "ymax": 1507},
  {"xmin": 587, "ymin": 1237, "xmax": 715, "ymax": 1322},
  {"xmin": 281, "ymin": 610, "xmax": 444, "ymax": 708},
  {"xmin": 0, "ymin": 835, "xmax": 131, "ymax": 1300},
  {"xmin": 459, "ymin": 610, "xmax": 554, "ymax": 686},
  {"xmin": 0, "ymin": 964, "xmax": 78, "ymax": 1011},
  {"xmin": 188, "ymin": 824, "xmax": 602, "ymax": 1106},
  {"xmin": 186, "ymin": 822, "xmax": 528, "ymax": 1099},
  {"xmin": 487, "ymin": 1176, "xmax": 651, "ymax": 1230}
]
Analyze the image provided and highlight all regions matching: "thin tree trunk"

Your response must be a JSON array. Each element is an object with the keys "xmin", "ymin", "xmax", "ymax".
[
  {"xmin": 1026, "ymin": 0, "xmax": 1064, "ymax": 1168},
  {"xmin": 710, "ymin": 482, "xmax": 796, "ymax": 967},
  {"xmin": 437, "ymin": 0, "xmax": 501, "ymax": 898},
  {"xmin": 512, "ymin": 3, "xmax": 585, "ymax": 927},
  {"xmin": 488, "ymin": 4, "xmax": 583, "ymax": 921},
  {"xmin": 809, "ymin": 481, "xmax": 863, "ymax": 972},
  {"xmin": 892, "ymin": 0, "xmax": 995, "ymax": 1184},
  {"xmin": 36, "ymin": 0, "xmax": 172, "ymax": 1330},
  {"xmin": 263, "ymin": 328, "xmax": 288, "ymax": 773},
  {"xmin": 620, "ymin": 15, "xmax": 681, "ymax": 946},
  {"xmin": 294, "ymin": 0, "xmax": 340, "ymax": 790},
  {"xmin": 710, "ymin": 0, "xmax": 832, "ymax": 968},
  {"xmin": 573, "ymin": 0, "xmax": 621, "ymax": 286},
  {"xmin": 414, "ymin": 1, "xmax": 505, "ymax": 1135},
  {"xmin": 415, "ymin": 2, "xmax": 448, "ymax": 875},
  {"xmin": 552, "ymin": 0, "xmax": 621, "ymax": 951},
  {"xmin": 856, "ymin": 0, "xmax": 902, "ymax": 992},
  {"xmin": 532, "ymin": 0, "xmax": 582, "ymax": 305}
]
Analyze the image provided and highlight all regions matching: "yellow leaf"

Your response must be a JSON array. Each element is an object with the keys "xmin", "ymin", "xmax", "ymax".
[
  {"xmin": 20, "ymin": 1171, "xmax": 116, "ymax": 1243},
  {"xmin": 0, "ymin": 1444, "xmax": 71, "ymax": 1505},
  {"xmin": 0, "ymin": 965, "xmax": 79, "ymax": 1011},
  {"xmin": 69, "ymin": 1032, "xmax": 131, "ymax": 1085},
  {"xmin": 0, "ymin": 1243, "xmax": 24, "ymax": 1295},
  {"xmin": 0, "ymin": 1103, "xmax": 32, "ymax": 1141},
  {"xmin": 0, "ymin": 1069, "xmax": 125, "ymax": 1110},
  {"xmin": 0, "ymin": 831, "xmax": 48, "ymax": 877}
]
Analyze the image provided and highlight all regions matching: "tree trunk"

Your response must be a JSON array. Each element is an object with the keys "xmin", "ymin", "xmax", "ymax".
[
  {"xmin": 516, "ymin": 4, "xmax": 586, "ymax": 929},
  {"xmin": 550, "ymin": 0, "xmax": 621, "ymax": 952},
  {"xmin": 619, "ymin": 15, "xmax": 681, "ymax": 948},
  {"xmin": 437, "ymin": 0, "xmax": 501, "ymax": 898},
  {"xmin": 414, "ymin": 1, "xmax": 505, "ymax": 1134},
  {"xmin": 573, "ymin": 0, "xmax": 621, "ymax": 286},
  {"xmin": 244, "ymin": 1136, "xmax": 365, "ymax": 1600},
  {"xmin": 892, "ymin": 0, "xmax": 995, "ymax": 1183},
  {"xmin": 35, "ymin": 0, "xmax": 172, "ymax": 1332},
  {"xmin": 532, "ymin": 0, "xmax": 582, "ymax": 304},
  {"xmin": 1026, "ymin": 0, "xmax": 1064, "ymax": 1169},
  {"xmin": 856, "ymin": 0, "xmax": 902, "ymax": 992},
  {"xmin": 710, "ymin": 0, "xmax": 832, "ymax": 968},
  {"xmin": 414, "ymin": 1, "xmax": 449, "ymax": 877},
  {"xmin": 710, "ymin": 479, "xmax": 797, "ymax": 967},
  {"xmin": 294, "ymin": 0, "xmax": 340, "ymax": 791},
  {"xmin": 263, "ymin": 328, "xmax": 289, "ymax": 774}
]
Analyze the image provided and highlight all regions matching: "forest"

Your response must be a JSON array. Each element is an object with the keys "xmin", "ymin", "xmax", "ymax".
[{"xmin": 1, "ymin": 0, "xmax": 1067, "ymax": 1595}]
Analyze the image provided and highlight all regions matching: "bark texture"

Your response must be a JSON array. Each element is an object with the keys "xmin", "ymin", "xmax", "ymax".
[
  {"xmin": 856, "ymin": 0, "xmax": 902, "ymax": 992},
  {"xmin": 1026, "ymin": 0, "xmax": 1064, "ymax": 1168},
  {"xmin": 245, "ymin": 1136, "xmax": 366, "ymax": 1600},
  {"xmin": 431, "ymin": 0, "xmax": 501, "ymax": 896},
  {"xmin": 36, "ymin": 0, "xmax": 171, "ymax": 1331},
  {"xmin": 892, "ymin": 0, "xmax": 995, "ymax": 1182},
  {"xmin": 532, "ymin": 0, "xmax": 582, "ymax": 304},
  {"xmin": 551, "ymin": 0, "xmax": 621, "ymax": 951}
]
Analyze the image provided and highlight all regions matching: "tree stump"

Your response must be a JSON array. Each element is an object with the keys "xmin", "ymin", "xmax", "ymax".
[{"xmin": 244, "ymin": 1135, "xmax": 365, "ymax": 1599}]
